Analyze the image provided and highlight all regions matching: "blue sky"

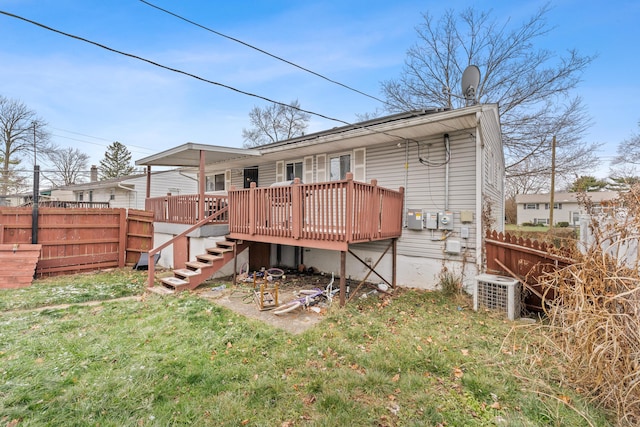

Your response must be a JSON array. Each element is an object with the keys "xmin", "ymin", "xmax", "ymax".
[{"xmin": 0, "ymin": 0, "xmax": 638, "ymax": 179}]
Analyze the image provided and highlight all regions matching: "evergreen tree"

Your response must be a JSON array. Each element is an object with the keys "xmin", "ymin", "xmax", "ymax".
[
  {"xmin": 99, "ymin": 141, "xmax": 135, "ymax": 180},
  {"xmin": 569, "ymin": 175, "xmax": 607, "ymax": 192}
]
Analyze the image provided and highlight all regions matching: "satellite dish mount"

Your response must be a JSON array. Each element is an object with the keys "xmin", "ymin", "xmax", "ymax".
[{"xmin": 461, "ymin": 65, "xmax": 480, "ymax": 106}]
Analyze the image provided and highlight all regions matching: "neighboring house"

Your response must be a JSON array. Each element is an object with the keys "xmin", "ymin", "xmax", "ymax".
[
  {"xmin": 516, "ymin": 191, "xmax": 618, "ymax": 226},
  {"xmin": 0, "ymin": 188, "xmax": 57, "ymax": 207},
  {"xmin": 137, "ymin": 104, "xmax": 504, "ymax": 290},
  {"xmin": 51, "ymin": 167, "xmax": 198, "ymax": 210}
]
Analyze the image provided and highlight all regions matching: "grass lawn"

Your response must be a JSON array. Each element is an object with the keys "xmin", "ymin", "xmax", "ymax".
[{"xmin": 0, "ymin": 269, "xmax": 612, "ymax": 426}]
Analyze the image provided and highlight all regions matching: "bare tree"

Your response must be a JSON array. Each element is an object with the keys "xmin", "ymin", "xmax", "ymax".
[
  {"xmin": 45, "ymin": 147, "xmax": 90, "ymax": 186},
  {"xmin": 380, "ymin": 5, "xmax": 599, "ymax": 187},
  {"xmin": 242, "ymin": 99, "xmax": 311, "ymax": 148},
  {"xmin": 611, "ymin": 120, "xmax": 640, "ymax": 166},
  {"xmin": 0, "ymin": 95, "xmax": 51, "ymax": 195}
]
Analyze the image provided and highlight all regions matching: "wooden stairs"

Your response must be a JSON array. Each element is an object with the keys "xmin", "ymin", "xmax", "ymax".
[{"xmin": 154, "ymin": 237, "xmax": 246, "ymax": 294}]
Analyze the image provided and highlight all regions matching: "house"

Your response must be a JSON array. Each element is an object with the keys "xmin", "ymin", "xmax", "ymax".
[
  {"xmin": 515, "ymin": 191, "xmax": 618, "ymax": 226},
  {"xmin": 50, "ymin": 166, "xmax": 198, "ymax": 210},
  {"xmin": 136, "ymin": 104, "xmax": 504, "ymax": 292}
]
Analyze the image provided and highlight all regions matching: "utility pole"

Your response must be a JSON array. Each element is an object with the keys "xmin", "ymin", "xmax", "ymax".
[{"xmin": 549, "ymin": 135, "xmax": 556, "ymax": 229}]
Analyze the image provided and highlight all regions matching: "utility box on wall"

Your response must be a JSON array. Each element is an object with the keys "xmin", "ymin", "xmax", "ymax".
[
  {"xmin": 438, "ymin": 211, "xmax": 454, "ymax": 230},
  {"xmin": 425, "ymin": 212, "xmax": 439, "ymax": 230},
  {"xmin": 406, "ymin": 209, "xmax": 424, "ymax": 230}
]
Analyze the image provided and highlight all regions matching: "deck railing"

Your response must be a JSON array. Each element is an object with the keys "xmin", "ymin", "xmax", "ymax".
[
  {"xmin": 228, "ymin": 175, "xmax": 404, "ymax": 245},
  {"xmin": 145, "ymin": 193, "xmax": 229, "ymax": 224}
]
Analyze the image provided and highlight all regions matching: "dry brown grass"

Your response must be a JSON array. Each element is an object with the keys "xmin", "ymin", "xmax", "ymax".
[{"xmin": 536, "ymin": 187, "xmax": 640, "ymax": 426}]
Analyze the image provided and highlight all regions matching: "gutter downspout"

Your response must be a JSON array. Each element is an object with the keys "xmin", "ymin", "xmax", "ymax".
[
  {"xmin": 404, "ymin": 140, "xmax": 409, "ymax": 227},
  {"xmin": 117, "ymin": 183, "xmax": 137, "ymax": 209},
  {"xmin": 444, "ymin": 134, "xmax": 450, "ymax": 211},
  {"xmin": 475, "ymin": 111, "xmax": 484, "ymax": 275}
]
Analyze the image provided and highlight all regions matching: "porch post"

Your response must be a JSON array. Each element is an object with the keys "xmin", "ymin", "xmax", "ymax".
[
  {"xmin": 339, "ymin": 250, "xmax": 346, "ymax": 306},
  {"xmin": 199, "ymin": 150, "xmax": 205, "ymax": 220},
  {"xmin": 146, "ymin": 166, "xmax": 151, "ymax": 199}
]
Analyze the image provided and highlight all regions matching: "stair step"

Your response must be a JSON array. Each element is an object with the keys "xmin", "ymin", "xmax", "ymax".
[
  {"xmin": 216, "ymin": 240, "xmax": 237, "ymax": 248},
  {"xmin": 207, "ymin": 247, "xmax": 232, "ymax": 255},
  {"xmin": 174, "ymin": 268, "xmax": 200, "ymax": 278},
  {"xmin": 197, "ymin": 254, "xmax": 224, "ymax": 263},
  {"xmin": 160, "ymin": 276, "xmax": 190, "ymax": 291},
  {"xmin": 185, "ymin": 261, "xmax": 211, "ymax": 270}
]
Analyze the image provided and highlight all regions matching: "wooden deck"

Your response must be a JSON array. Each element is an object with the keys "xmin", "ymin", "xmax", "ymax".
[
  {"xmin": 228, "ymin": 177, "xmax": 404, "ymax": 251},
  {"xmin": 145, "ymin": 175, "xmax": 403, "ymax": 302},
  {"xmin": 146, "ymin": 175, "xmax": 404, "ymax": 251}
]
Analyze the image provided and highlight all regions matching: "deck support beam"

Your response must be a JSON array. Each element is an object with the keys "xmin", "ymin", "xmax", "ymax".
[
  {"xmin": 339, "ymin": 250, "xmax": 346, "ymax": 307},
  {"xmin": 347, "ymin": 239, "xmax": 395, "ymax": 296}
]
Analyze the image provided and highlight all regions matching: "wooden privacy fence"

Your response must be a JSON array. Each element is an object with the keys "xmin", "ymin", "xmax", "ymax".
[
  {"xmin": 485, "ymin": 230, "xmax": 576, "ymax": 311},
  {"xmin": 0, "ymin": 207, "xmax": 153, "ymax": 276}
]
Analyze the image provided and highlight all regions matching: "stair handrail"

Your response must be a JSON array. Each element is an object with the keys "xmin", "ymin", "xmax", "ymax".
[{"xmin": 146, "ymin": 205, "xmax": 229, "ymax": 288}]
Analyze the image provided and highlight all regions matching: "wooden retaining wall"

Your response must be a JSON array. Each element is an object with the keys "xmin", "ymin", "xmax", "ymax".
[{"xmin": 0, "ymin": 207, "xmax": 153, "ymax": 277}]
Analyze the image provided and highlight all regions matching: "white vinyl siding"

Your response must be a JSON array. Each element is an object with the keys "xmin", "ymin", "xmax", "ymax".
[
  {"xmin": 479, "ymin": 110, "xmax": 504, "ymax": 230},
  {"xmin": 356, "ymin": 133, "xmax": 478, "ymax": 262}
]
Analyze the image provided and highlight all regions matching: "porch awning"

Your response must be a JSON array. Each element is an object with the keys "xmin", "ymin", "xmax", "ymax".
[{"xmin": 135, "ymin": 143, "xmax": 261, "ymax": 167}]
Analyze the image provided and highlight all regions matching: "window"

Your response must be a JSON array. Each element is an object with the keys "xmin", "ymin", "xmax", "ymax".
[
  {"xmin": 89, "ymin": 190, "xmax": 93, "ymax": 202},
  {"xmin": 544, "ymin": 203, "xmax": 562, "ymax": 210},
  {"xmin": 524, "ymin": 203, "xmax": 539, "ymax": 210},
  {"xmin": 329, "ymin": 154, "xmax": 350, "ymax": 181},
  {"xmin": 534, "ymin": 218, "xmax": 549, "ymax": 225},
  {"xmin": 206, "ymin": 173, "xmax": 225, "ymax": 191},
  {"xmin": 77, "ymin": 192, "xmax": 83, "ymax": 202},
  {"xmin": 286, "ymin": 161, "xmax": 303, "ymax": 181},
  {"xmin": 110, "ymin": 190, "xmax": 115, "ymax": 201}
]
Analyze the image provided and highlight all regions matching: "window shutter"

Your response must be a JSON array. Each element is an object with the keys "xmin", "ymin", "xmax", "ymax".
[
  {"xmin": 353, "ymin": 148, "xmax": 366, "ymax": 182},
  {"xmin": 316, "ymin": 154, "xmax": 327, "ymax": 182},
  {"xmin": 303, "ymin": 156, "xmax": 314, "ymax": 183},
  {"xmin": 276, "ymin": 161, "xmax": 285, "ymax": 182},
  {"xmin": 225, "ymin": 169, "xmax": 231, "ymax": 190}
]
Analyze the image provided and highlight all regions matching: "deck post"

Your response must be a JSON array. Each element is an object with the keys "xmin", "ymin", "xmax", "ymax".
[
  {"xmin": 292, "ymin": 178, "xmax": 301, "ymax": 240},
  {"xmin": 345, "ymin": 173, "xmax": 354, "ymax": 242},
  {"xmin": 339, "ymin": 250, "xmax": 346, "ymax": 306},
  {"xmin": 370, "ymin": 179, "xmax": 379, "ymax": 239},
  {"xmin": 146, "ymin": 166, "xmax": 151, "ymax": 199},
  {"xmin": 249, "ymin": 182, "xmax": 256, "ymax": 235},
  {"xmin": 198, "ymin": 150, "xmax": 206, "ymax": 221}
]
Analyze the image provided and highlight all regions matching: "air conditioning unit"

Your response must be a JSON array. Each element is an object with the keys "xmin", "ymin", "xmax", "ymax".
[{"xmin": 474, "ymin": 274, "xmax": 521, "ymax": 320}]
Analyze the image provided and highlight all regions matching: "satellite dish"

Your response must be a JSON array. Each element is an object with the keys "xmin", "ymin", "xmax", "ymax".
[{"xmin": 461, "ymin": 65, "xmax": 480, "ymax": 105}]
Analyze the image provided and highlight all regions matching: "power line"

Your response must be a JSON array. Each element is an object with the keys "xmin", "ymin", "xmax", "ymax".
[
  {"xmin": 51, "ymin": 130, "xmax": 155, "ymax": 154},
  {"xmin": 0, "ymin": 9, "xmax": 466, "ymax": 157},
  {"xmin": 0, "ymin": 9, "xmax": 353, "ymax": 128},
  {"xmin": 139, "ymin": 0, "xmax": 391, "ymax": 107}
]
